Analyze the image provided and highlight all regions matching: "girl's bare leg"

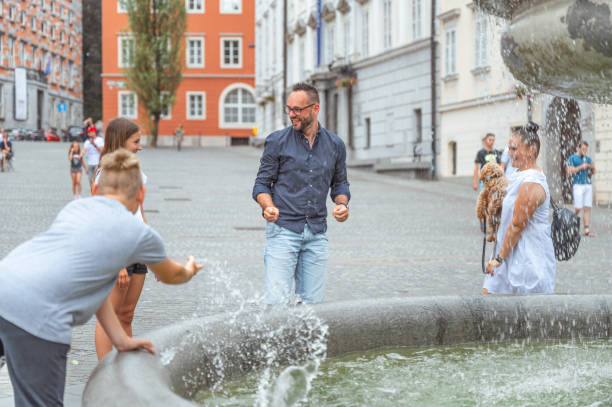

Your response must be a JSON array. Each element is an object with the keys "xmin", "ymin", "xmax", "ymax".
[
  {"xmin": 71, "ymin": 173, "xmax": 77, "ymax": 195},
  {"xmin": 116, "ymin": 273, "xmax": 146, "ymax": 337},
  {"xmin": 76, "ymin": 172, "xmax": 82, "ymax": 195}
]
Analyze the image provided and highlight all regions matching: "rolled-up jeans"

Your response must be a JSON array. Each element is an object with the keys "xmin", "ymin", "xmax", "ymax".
[{"xmin": 264, "ymin": 222, "xmax": 328, "ymax": 306}]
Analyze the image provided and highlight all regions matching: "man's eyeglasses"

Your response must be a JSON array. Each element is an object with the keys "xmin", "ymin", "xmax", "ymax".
[{"xmin": 283, "ymin": 104, "xmax": 315, "ymax": 115}]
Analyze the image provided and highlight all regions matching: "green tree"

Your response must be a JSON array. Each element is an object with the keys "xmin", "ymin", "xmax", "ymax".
[{"xmin": 125, "ymin": 0, "xmax": 186, "ymax": 147}]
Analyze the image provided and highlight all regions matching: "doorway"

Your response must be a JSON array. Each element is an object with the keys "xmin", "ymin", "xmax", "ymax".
[
  {"xmin": 37, "ymin": 90, "xmax": 44, "ymax": 130},
  {"xmin": 448, "ymin": 141, "xmax": 457, "ymax": 175}
]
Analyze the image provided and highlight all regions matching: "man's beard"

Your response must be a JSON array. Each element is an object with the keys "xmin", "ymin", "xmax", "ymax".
[{"xmin": 294, "ymin": 114, "xmax": 313, "ymax": 132}]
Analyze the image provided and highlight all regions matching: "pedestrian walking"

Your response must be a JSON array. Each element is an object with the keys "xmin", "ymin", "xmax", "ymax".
[
  {"xmin": 0, "ymin": 149, "xmax": 202, "ymax": 407},
  {"xmin": 484, "ymin": 122, "xmax": 556, "ymax": 294},
  {"xmin": 174, "ymin": 123, "xmax": 184, "ymax": 151},
  {"xmin": 0, "ymin": 130, "xmax": 12, "ymax": 172},
  {"xmin": 252, "ymin": 82, "xmax": 351, "ymax": 306},
  {"xmin": 82, "ymin": 125, "xmax": 104, "ymax": 186},
  {"xmin": 567, "ymin": 141, "xmax": 596, "ymax": 237},
  {"xmin": 473, "ymin": 133, "xmax": 501, "ymax": 191},
  {"xmin": 92, "ymin": 117, "xmax": 150, "ymax": 360},
  {"xmin": 68, "ymin": 141, "xmax": 87, "ymax": 199}
]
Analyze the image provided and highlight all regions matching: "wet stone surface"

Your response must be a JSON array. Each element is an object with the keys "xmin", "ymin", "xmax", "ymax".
[{"xmin": 1, "ymin": 142, "xmax": 611, "ymax": 403}]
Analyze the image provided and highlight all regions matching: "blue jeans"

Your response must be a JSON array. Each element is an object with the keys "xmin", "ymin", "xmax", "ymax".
[{"xmin": 264, "ymin": 222, "xmax": 328, "ymax": 305}]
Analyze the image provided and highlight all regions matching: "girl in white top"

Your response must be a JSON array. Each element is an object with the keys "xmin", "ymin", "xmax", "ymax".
[
  {"xmin": 93, "ymin": 117, "xmax": 150, "ymax": 360},
  {"xmin": 484, "ymin": 122, "xmax": 556, "ymax": 294}
]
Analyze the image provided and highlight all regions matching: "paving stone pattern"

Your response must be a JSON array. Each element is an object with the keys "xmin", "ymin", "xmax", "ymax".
[{"xmin": 1, "ymin": 142, "xmax": 611, "ymax": 405}]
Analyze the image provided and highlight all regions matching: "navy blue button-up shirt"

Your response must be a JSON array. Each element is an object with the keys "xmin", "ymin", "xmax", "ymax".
[{"xmin": 252, "ymin": 124, "xmax": 351, "ymax": 234}]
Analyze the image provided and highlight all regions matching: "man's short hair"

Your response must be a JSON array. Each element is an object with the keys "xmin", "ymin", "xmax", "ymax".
[
  {"xmin": 97, "ymin": 149, "xmax": 143, "ymax": 199},
  {"xmin": 292, "ymin": 82, "xmax": 319, "ymax": 104},
  {"xmin": 579, "ymin": 141, "xmax": 588, "ymax": 147},
  {"xmin": 483, "ymin": 133, "xmax": 495, "ymax": 140}
]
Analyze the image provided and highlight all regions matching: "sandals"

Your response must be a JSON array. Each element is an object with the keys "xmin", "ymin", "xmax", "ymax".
[{"xmin": 584, "ymin": 226, "xmax": 596, "ymax": 237}]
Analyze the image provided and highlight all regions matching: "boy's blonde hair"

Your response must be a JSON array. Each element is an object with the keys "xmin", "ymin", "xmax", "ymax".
[{"xmin": 97, "ymin": 149, "xmax": 143, "ymax": 199}]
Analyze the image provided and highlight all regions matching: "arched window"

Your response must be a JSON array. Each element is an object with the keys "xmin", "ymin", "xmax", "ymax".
[{"xmin": 220, "ymin": 85, "xmax": 256, "ymax": 128}]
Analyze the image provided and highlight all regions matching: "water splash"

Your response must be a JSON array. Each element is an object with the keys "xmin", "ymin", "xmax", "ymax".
[{"xmin": 159, "ymin": 260, "xmax": 329, "ymax": 406}]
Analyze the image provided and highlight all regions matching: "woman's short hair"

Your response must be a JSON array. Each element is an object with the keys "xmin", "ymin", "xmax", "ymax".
[
  {"xmin": 515, "ymin": 121, "xmax": 541, "ymax": 157},
  {"xmin": 97, "ymin": 149, "xmax": 143, "ymax": 199}
]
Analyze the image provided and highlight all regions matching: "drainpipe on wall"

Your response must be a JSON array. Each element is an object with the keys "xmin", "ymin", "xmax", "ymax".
[
  {"xmin": 430, "ymin": 0, "xmax": 438, "ymax": 180},
  {"xmin": 282, "ymin": 0, "xmax": 288, "ymax": 127}
]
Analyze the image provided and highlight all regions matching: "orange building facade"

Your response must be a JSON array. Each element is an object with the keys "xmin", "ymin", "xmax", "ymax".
[
  {"xmin": 0, "ymin": 1, "xmax": 83, "ymax": 131},
  {"xmin": 101, "ymin": 0, "xmax": 256, "ymax": 146}
]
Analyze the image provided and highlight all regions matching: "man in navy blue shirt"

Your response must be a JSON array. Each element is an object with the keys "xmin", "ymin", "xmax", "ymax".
[
  {"xmin": 253, "ymin": 83, "xmax": 351, "ymax": 306},
  {"xmin": 567, "ymin": 141, "xmax": 595, "ymax": 237}
]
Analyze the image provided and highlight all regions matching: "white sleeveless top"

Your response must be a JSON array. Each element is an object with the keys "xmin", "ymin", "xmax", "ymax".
[{"xmin": 483, "ymin": 169, "xmax": 556, "ymax": 294}]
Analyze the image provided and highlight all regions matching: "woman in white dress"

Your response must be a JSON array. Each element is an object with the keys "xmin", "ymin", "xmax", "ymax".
[{"xmin": 484, "ymin": 122, "xmax": 556, "ymax": 294}]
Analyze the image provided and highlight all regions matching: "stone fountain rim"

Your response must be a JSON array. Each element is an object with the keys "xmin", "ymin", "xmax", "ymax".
[{"xmin": 83, "ymin": 294, "xmax": 612, "ymax": 407}]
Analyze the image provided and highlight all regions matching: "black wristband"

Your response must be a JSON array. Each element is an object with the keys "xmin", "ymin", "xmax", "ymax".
[
  {"xmin": 337, "ymin": 202, "xmax": 349, "ymax": 209},
  {"xmin": 494, "ymin": 255, "xmax": 504, "ymax": 264}
]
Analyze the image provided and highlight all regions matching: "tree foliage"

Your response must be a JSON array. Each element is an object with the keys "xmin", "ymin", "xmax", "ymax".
[{"xmin": 125, "ymin": 0, "xmax": 186, "ymax": 147}]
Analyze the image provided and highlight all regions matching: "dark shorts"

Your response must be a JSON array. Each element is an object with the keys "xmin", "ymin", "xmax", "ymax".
[
  {"xmin": 126, "ymin": 263, "xmax": 148, "ymax": 276},
  {"xmin": 70, "ymin": 167, "xmax": 82, "ymax": 174}
]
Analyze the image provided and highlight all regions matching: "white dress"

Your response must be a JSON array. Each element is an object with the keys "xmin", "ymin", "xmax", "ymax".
[{"xmin": 483, "ymin": 169, "xmax": 556, "ymax": 294}]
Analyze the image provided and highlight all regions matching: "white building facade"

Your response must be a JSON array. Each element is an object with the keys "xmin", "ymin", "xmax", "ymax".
[
  {"xmin": 437, "ymin": 1, "xmax": 612, "ymax": 205},
  {"xmin": 256, "ymin": 0, "xmax": 440, "ymax": 178}
]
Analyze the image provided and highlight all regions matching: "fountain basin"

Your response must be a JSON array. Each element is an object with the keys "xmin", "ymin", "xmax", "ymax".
[
  {"xmin": 83, "ymin": 295, "xmax": 612, "ymax": 406},
  {"xmin": 477, "ymin": 0, "xmax": 612, "ymax": 104}
]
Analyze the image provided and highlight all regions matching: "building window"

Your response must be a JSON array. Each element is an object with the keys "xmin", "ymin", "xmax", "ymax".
[
  {"xmin": 31, "ymin": 16, "xmax": 37, "ymax": 32},
  {"xmin": 221, "ymin": 86, "xmax": 255, "ymax": 127},
  {"xmin": 8, "ymin": 37, "xmax": 14, "ymax": 68},
  {"xmin": 118, "ymin": 36, "xmax": 135, "ymax": 67},
  {"xmin": 221, "ymin": 37, "xmax": 242, "ymax": 68},
  {"xmin": 365, "ymin": 117, "xmax": 371, "ymax": 149},
  {"xmin": 383, "ymin": 0, "xmax": 392, "ymax": 49},
  {"xmin": 412, "ymin": 0, "xmax": 422, "ymax": 40},
  {"xmin": 18, "ymin": 41, "xmax": 24, "ymax": 67},
  {"xmin": 118, "ymin": 91, "xmax": 138, "ymax": 118},
  {"xmin": 186, "ymin": 37, "xmax": 204, "ymax": 68},
  {"xmin": 414, "ymin": 108, "xmax": 422, "ymax": 143},
  {"xmin": 361, "ymin": 7, "xmax": 369, "ymax": 58},
  {"xmin": 299, "ymin": 37, "xmax": 305, "ymax": 80},
  {"xmin": 325, "ymin": 23, "xmax": 334, "ymax": 64},
  {"xmin": 220, "ymin": 0, "xmax": 241, "ymax": 14},
  {"xmin": 343, "ymin": 17, "xmax": 351, "ymax": 59},
  {"xmin": 186, "ymin": 0, "xmax": 204, "ymax": 13},
  {"xmin": 187, "ymin": 92, "xmax": 206, "ymax": 119},
  {"xmin": 160, "ymin": 92, "xmax": 172, "ymax": 119},
  {"xmin": 118, "ymin": 0, "xmax": 128, "ymax": 13},
  {"xmin": 444, "ymin": 28, "xmax": 457, "ymax": 75},
  {"xmin": 312, "ymin": 29, "xmax": 318, "ymax": 68},
  {"xmin": 474, "ymin": 15, "xmax": 488, "ymax": 67}
]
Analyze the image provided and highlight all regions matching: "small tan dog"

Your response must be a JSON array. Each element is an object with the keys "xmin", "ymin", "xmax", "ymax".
[{"xmin": 476, "ymin": 161, "xmax": 507, "ymax": 242}]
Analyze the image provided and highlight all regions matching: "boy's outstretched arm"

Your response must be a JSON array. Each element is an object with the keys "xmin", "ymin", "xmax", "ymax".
[
  {"xmin": 95, "ymin": 298, "xmax": 155, "ymax": 354},
  {"xmin": 147, "ymin": 256, "xmax": 202, "ymax": 284}
]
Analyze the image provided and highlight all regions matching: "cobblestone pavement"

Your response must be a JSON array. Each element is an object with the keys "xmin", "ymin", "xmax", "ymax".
[{"xmin": 1, "ymin": 142, "xmax": 611, "ymax": 405}]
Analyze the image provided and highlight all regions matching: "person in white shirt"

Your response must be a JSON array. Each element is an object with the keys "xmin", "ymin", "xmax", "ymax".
[{"xmin": 82, "ymin": 125, "xmax": 104, "ymax": 186}]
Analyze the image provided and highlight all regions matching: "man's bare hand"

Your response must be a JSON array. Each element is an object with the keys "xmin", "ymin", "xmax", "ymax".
[
  {"xmin": 263, "ymin": 206, "xmax": 279, "ymax": 222},
  {"xmin": 333, "ymin": 204, "xmax": 349, "ymax": 222}
]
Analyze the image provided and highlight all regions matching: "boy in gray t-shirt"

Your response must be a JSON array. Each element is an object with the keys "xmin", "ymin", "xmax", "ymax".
[{"xmin": 0, "ymin": 149, "xmax": 202, "ymax": 406}]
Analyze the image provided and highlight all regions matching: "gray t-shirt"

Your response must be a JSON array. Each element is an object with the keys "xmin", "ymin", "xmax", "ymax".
[{"xmin": 0, "ymin": 196, "xmax": 167, "ymax": 345}]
